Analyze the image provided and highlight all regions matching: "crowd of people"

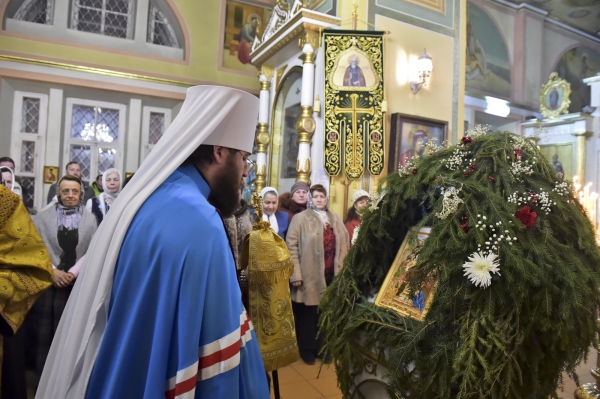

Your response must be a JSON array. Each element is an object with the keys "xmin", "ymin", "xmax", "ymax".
[{"xmin": 0, "ymin": 86, "xmax": 374, "ymax": 399}]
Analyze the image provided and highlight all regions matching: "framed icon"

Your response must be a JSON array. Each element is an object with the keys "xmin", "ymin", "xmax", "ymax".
[
  {"xmin": 389, "ymin": 114, "xmax": 448, "ymax": 172},
  {"xmin": 43, "ymin": 166, "xmax": 58, "ymax": 184},
  {"xmin": 540, "ymin": 72, "xmax": 571, "ymax": 119}
]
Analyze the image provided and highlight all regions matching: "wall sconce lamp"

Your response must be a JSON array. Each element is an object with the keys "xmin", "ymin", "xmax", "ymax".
[{"xmin": 410, "ymin": 48, "xmax": 433, "ymax": 94}]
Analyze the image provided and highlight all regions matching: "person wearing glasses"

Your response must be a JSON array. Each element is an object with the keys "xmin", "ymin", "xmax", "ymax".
[
  {"xmin": 223, "ymin": 171, "xmax": 255, "ymax": 269},
  {"xmin": 37, "ymin": 86, "xmax": 269, "ymax": 399}
]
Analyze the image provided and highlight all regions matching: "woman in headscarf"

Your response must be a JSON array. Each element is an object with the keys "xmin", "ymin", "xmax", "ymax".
[
  {"xmin": 256, "ymin": 186, "xmax": 289, "ymax": 239},
  {"xmin": 286, "ymin": 184, "xmax": 349, "ymax": 365},
  {"xmin": 345, "ymin": 189, "xmax": 370, "ymax": 244},
  {"xmin": 30, "ymin": 175, "xmax": 97, "ymax": 382},
  {"xmin": 86, "ymin": 168, "xmax": 122, "ymax": 225}
]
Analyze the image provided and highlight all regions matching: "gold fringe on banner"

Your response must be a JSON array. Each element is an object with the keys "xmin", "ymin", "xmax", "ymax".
[{"xmin": 240, "ymin": 194, "xmax": 299, "ymax": 371}]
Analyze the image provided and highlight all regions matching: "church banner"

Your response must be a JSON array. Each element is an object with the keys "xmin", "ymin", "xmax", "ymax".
[{"xmin": 323, "ymin": 30, "xmax": 385, "ymax": 179}]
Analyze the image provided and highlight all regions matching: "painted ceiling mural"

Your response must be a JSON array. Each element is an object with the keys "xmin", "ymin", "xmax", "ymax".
[
  {"xmin": 554, "ymin": 46, "xmax": 600, "ymax": 112},
  {"xmin": 466, "ymin": 2, "xmax": 512, "ymax": 99}
]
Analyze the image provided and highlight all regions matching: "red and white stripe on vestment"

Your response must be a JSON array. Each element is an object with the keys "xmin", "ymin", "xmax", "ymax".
[{"xmin": 164, "ymin": 311, "xmax": 254, "ymax": 399}]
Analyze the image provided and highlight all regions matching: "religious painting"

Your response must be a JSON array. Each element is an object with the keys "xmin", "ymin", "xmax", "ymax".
[
  {"xmin": 465, "ymin": 2, "xmax": 511, "ymax": 99},
  {"xmin": 375, "ymin": 227, "xmax": 436, "ymax": 321},
  {"xmin": 220, "ymin": 0, "xmax": 272, "ymax": 75},
  {"xmin": 538, "ymin": 143, "xmax": 573, "ymax": 181},
  {"xmin": 269, "ymin": 67, "xmax": 302, "ymax": 189},
  {"xmin": 539, "ymin": 72, "xmax": 571, "ymax": 119},
  {"xmin": 554, "ymin": 46, "xmax": 600, "ymax": 113},
  {"xmin": 43, "ymin": 166, "xmax": 58, "ymax": 184},
  {"xmin": 388, "ymin": 114, "xmax": 447, "ymax": 171},
  {"xmin": 324, "ymin": 30, "xmax": 385, "ymax": 180},
  {"xmin": 330, "ymin": 49, "xmax": 378, "ymax": 91}
]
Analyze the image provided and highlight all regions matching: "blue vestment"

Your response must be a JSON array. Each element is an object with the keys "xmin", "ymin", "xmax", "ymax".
[{"xmin": 85, "ymin": 164, "xmax": 269, "ymax": 399}]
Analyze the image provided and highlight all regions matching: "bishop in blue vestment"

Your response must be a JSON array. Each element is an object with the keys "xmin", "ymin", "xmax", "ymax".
[{"xmin": 85, "ymin": 164, "xmax": 269, "ymax": 398}]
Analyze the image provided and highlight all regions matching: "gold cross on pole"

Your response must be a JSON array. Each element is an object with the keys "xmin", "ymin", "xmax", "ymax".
[{"xmin": 333, "ymin": 93, "xmax": 375, "ymax": 168}]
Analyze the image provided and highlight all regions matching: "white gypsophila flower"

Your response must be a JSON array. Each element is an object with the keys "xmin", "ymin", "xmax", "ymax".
[
  {"xmin": 462, "ymin": 251, "xmax": 501, "ymax": 288},
  {"xmin": 351, "ymin": 225, "xmax": 360, "ymax": 245},
  {"xmin": 435, "ymin": 186, "xmax": 463, "ymax": 219},
  {"xmin": 465, "ymin": 124, "xmax": 490, "ymax": 138}
]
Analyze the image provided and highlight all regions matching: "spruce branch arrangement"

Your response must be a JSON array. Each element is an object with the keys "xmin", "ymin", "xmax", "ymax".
[{"xmin": 319, "ymin": 131, "xmax": 600, "ymax": 399}]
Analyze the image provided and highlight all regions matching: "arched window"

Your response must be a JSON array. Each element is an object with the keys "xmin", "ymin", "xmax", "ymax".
[
  {"xmin": 147, "ymin": 0, "xmax": 179, "ymax": 48},
  {"xmin": 71, "ymin": 0, "xmax": 134, "ymax": 39},
  {"xmin": 12, "ymin": 0, "xmax": 53, "ymax": 24}
]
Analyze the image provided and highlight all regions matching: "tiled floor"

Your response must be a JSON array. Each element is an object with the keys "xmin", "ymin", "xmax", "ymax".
[
  {"xmin": 272, "ymin": 346, "xmax": 598, "ymax": 399},
  {"xmin": 270, "ymin": 359, "xmax": 343, "ymax": 399}
]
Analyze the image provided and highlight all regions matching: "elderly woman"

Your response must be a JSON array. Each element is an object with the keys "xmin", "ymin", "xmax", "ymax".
[
  {"xmin": 86, "ymin": 168, "xmax": 122, "ymax": 225},
  {"xmin": 286, "ymin": 184, "xmax": 349, "ymax": 364},
  {"xmin": 31, "ymin": 175, "xmax": 97, "ymax": 381},
  {"xmin": 256, "ymin": 186, "xmax": 289, "ymax": 239},
  {"xmin": 345, "ymin": 189, "xmax": 370, "ymax": 243}
]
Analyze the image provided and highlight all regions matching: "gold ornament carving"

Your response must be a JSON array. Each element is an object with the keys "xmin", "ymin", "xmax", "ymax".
[
  {"xmin": 323, "ymin": 32, "xmax": 385, "ymax": 178},
  {"xmin": 296, "ymin": 105, "xmax": 315, "ymax": 144},
  {"xmin": 539, "ymin": 72, "xmax": 571, "ymax": 119},
  {"xmin": 300, "ymin": 51, "xmax": 316, "ymax": 64},
  {"xmin": 260, "ymin": 66, "xmax": 274, "ymax": 81},
  {"xmin": 298, "ymin": 30, "xmax": 321, "ymax": 50},
  {"xmin": 260, "ymin": 80, "xmax": 271, "ymax": 91},
  {"xmin": 256, "ymin": 123, "xmax": 271, "ymax": 153},
  {"xmin": 250, "ymin": 9, "xmax": 339, "ymax": 67},
  {"xmin": 296, "ymin": 158, "xmax": 311, "ymax": 184},
  {"xmin": 275, "ymin": 65, "xmax": 287, "ymax": 90}
]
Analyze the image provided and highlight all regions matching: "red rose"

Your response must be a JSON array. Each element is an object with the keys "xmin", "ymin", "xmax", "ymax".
[{"xmin": 514, "ymin": 206, "xmax": 537, "ymax": 228}]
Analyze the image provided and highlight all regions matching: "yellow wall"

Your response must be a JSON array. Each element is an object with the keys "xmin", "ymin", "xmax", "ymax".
[
  {"xmin": 377, "ymin": 15, "xmax": 455, "ymax": 146},
  {"xmin": 0, "ymin": 0, "xmax": 262, "ymax": 91}
]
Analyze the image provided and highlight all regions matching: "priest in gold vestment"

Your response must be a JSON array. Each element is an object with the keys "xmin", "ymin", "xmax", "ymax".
[{"xmin": 0, "ymin": 185, "xmax": 53, "ymax": 398}]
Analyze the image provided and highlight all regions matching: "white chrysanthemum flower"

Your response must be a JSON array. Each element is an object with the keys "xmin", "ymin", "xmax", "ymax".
[
  {"xmin": 462, "ymin": 251, "xmax": 501, "ymax": 288},
  {"xmin": 351, "ymin": 226, "xmax": 360, "ymax": 245}
]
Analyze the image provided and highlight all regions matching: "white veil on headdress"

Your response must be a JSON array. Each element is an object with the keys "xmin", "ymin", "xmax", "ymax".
[{"xmin": 37, "ymin": 86, "xmax": 260, "ymax": 399}]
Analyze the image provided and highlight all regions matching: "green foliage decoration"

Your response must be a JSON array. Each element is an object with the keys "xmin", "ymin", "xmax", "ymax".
[{"xmin": 319, "ymin": 131, "xmax": 600, "ymax": 398}]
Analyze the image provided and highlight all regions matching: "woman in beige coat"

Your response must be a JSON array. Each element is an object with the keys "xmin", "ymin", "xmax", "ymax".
[{"xmin": 286, "ymin": 184, "xmax": 349, "ymax": 364}]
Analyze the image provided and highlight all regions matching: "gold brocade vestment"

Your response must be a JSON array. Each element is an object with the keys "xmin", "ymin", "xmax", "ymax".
[
  {"xmin": 240, "ymin": 195, "xmax": 299, "ymax": 371},
  {"xmin": 0, "ymin": 186, "xmax": 53, "ymax": 383}
]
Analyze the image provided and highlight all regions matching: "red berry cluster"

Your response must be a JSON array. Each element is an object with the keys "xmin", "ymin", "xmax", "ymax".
[
  {"xmin": 463, "ymin": 163, "xmax": 477, "ymax": 178},
  {"xmin": 461, "ymin": 136, "xmax": 473, "ymax": 145},
  {"xmin": 514, "ymin": 148, "xmax": 522, "ymax": 162},
  {"xmin": 460, "ymin": 215, "xmax": 469, "ymax": 233}
]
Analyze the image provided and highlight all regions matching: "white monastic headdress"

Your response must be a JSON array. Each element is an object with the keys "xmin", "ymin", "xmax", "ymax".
[{"xmin": 37, "ymin": 86, "xmax": 259, "ymax": 399}]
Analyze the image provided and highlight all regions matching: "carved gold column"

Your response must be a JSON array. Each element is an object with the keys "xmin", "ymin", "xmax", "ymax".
[
  {"xmin": 572, "ymin": 131, "xmax": 591, "ymax": 181},
  {"xmin": 575, "ymin": 318, "xmax": 600, "ymax": 398},
  {"xmin": 295, "ymin": 42, "xmax": 316, "ymax": 184},
  {"xmin": 255, "ymin": 68, "xmax": 273, "ymax": 192}
]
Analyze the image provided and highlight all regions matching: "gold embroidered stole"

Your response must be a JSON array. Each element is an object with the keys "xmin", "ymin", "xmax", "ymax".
[
  {"xmin": 0, "ymin": 187, "xmax": 53, "ymax": 334},
  {"xmin": 240, "ymin": 195, "xmax": 299, "ymax": 371}
]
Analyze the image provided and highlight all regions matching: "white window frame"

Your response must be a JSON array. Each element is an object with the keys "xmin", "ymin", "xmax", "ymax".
[
  {"xmin": 13, "ymin": 0, "xmax": 54, "ymax": 24},
  {"xmin": 71, "ymin": 0, "xmax": 134, "ymax": 39},
  {"xmin": 147, "ymin": 1, "xmax": 179, "ymax": 48},
  {"xmin": 141, "ymin": 106, "xmax": 171, "ymax": 162},
  {"xmin": 10, "ymin": 91, "xmax": 48, "ymax": 211},
  {"xmin": 64, "ymin": 98, "xmax": 126, "ymax": 184}
]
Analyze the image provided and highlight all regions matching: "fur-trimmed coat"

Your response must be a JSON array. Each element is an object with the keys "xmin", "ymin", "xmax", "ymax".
[{"xmin": 286, "ymin": 209, "xmax": 349, "ymax": 306}]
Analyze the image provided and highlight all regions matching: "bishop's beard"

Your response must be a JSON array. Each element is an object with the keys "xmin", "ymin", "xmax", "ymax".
[{"xmin": 207, "ymin": 154, "xmax": 242, "ymax": 218}]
